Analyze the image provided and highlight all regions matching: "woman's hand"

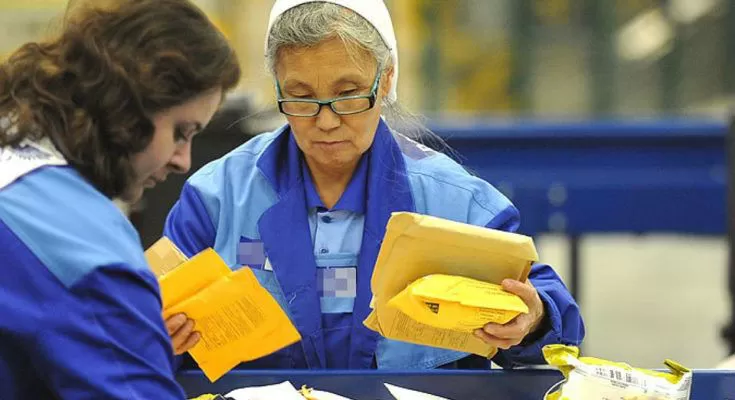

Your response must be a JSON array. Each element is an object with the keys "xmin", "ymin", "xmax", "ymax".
[
  {"xmin": 165, "ymin": 313, "xmax": 201, "ymax": 355},
  {"xmin": 474, "ymin": 279, "xmax": 545, "ymax": 349}
]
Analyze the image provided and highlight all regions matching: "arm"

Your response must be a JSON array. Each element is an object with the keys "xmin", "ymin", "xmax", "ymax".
[
  {"xmin": 34, "ymin": 267, "xmax": 186, "ymax": 399},
  {"xmin": 482, "ymin": 206, "xmax": 585, "ymax": 367},
  {"xmin": 164, "ymin": 182, "xmax": 217, "ymax": 258}
]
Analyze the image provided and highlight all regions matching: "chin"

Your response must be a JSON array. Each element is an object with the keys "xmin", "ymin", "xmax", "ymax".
[
  {"xmin": 322, "ymin": 152, "xmax": 358, "ymax": 166},
  {"xmin": 120, "ymin": 185, "xmax": 145, "ymax": 204}
]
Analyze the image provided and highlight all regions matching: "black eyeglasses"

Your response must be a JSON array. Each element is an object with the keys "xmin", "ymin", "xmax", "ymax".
[{"xmin": 275, "ymin": 66, "xmax": 381, "ymax": 117}]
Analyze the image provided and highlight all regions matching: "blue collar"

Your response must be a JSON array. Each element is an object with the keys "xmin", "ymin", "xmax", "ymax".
[{"xmin": 300, "ymin": 143, "xmax": 368, "ymax": 214}]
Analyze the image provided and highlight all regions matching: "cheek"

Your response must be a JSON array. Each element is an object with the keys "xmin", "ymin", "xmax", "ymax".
[
  {"xmin": 130, "ymin": 153, "xmax": 154, "ymax": 181},
  {"xmin": 349, "ymin": 114, "xmax": 380, "ymax": 152},
  {"xmin": 354, "ymin": 132, "xmax": 374, "ymax": 153},
  {"xmin": 131, "ymin": 142, "xmax": 171, "ymax": 179},
  {"xmin": 129, "ymin": 152, "xmax": 147, "ymax": 176},
  {"xmin": 286, "ymin": 118, "xmax": 313, "ymax": 148}
]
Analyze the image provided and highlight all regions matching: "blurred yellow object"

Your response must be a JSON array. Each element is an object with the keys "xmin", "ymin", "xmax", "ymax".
[
  {"xmin": 300, "ymin": 385, "xmax": 356, "ymax": 400},
  {"xmin": 543, "ymin": 345, "xmax": 692, "ymax": 400},
  {"xmin": 0, "ymin": 0, "xmax": 65, "ymax": 8},
  {"xmin": 188, "ymin": 395, "xmax": 217, "ymax": 400},
  {"xmin": 387, "ymin": 274, "xmax": 528, "ymax": 331}
]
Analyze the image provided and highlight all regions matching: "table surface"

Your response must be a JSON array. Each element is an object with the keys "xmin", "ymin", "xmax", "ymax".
[{"xmin": 177, "ymin": 369, "xmax": 735, "ymax": 400}]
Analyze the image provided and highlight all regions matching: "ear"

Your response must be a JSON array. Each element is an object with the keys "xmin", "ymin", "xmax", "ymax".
[{"xmin": 379, "ymin": 66, "xmax": 395, "ymax": 99}]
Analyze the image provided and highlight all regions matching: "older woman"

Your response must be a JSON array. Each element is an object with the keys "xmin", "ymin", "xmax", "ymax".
[
  {"xmin": 164, "ymin": 0, "xmax": 583, "ymax": 370},
  {"xmin": 0, "ymin": 0, "xmax": 239, "ymax": 397}
]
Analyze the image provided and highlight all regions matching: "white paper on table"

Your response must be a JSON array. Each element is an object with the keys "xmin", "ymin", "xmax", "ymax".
[
  {"xmin": 384, "ymin": 383, "xmax": 452, "ymax": 400},
  {"xmin": 225, "ymin": 381, "xmax": 305, "ymax": 400}
]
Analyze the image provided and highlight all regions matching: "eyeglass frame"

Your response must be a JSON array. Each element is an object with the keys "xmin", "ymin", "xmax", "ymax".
[{"xmin": 274, "ymin": 65, "xmax": 382, "ymax": 117}]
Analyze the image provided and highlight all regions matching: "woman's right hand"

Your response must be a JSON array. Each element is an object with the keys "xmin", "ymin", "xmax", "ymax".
[{"xmin": 165, "ymin": 313, "xmax": 201, "ymax": 355}]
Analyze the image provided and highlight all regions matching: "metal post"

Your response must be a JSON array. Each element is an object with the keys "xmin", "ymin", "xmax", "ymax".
[
  {"xmin": 724, "ymin": 117, "xmax": 735, "ymax": 355},
  {"xmin": 725, "ymin": 0, "xmax": 735, "ymax": 94},
  {"xmin": 569, "ymin": 236, "xmax": 581, "ymax": 302}
]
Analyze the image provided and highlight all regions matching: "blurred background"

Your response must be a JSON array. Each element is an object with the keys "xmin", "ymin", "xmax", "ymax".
[{"xmin": 1, "ymin": 0, "xmax": 733, "ymax": 370}]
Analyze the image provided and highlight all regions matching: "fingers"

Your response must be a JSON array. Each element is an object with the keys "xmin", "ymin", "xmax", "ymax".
[
  {"xmin": 476, "ymin": 281, "xmax": 549, "ymax": 351},
  {"xmin": 476, "ymin": 280, "xmax": 545, "ymax": 349},
  {"xmin": 501, "ymin": 279, "xmax": 546, "ymax": 334},
  {"xmin": 474, "ymin": 328, "xmax": 522, "ymax": 350},
  {"xmin": 165, "ymin": 313, "xmax": 187, "ymax": 335},
  {"xmin": 482, "ymin": 316, "xmax": 528, "ymax": 340},
  {"xmin": 166, "ymin": 313, "xmax": 200, "ymax": 355},
  {"xmin": 178, "ymin": 331, "xmax": 201, "ymax": 354},
  {"xmin": 501, "ymin": 279, "xmax": 536, "ymax": 304}
]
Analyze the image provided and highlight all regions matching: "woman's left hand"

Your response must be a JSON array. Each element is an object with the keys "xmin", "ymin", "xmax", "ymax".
[{"xmin": 474, "ymin": 279, "xmax": 545, "ymax": 349}]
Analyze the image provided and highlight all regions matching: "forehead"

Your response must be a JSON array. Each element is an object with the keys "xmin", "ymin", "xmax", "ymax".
[{"xmin": 275, "ymin": 37, "xmax": 376, "ymax": 82}]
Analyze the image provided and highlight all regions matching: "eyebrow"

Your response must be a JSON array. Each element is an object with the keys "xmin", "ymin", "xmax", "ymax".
[
  {"xmin": 176, "ymin": 121, "xmax": 203, "ymax": 134},
  {"xmin": 282, "ymin": 74, "xmax": 369, "ymax": 91}
]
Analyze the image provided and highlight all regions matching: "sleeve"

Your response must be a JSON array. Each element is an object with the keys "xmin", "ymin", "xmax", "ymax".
[
  {"xmin": 164, "ymin": 181, "xmax": 217, "ymax": 258},
  {"xmin": 485, "ymin": 205, "xmax": 586, "ymax": 368},
  {"xmin": 33, "ymin": 266, "xmax": 186, "ymax": 399}
]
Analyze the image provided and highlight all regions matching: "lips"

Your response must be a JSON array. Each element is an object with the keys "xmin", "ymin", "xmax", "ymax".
[
  {"xmin": 151, "ymin": 173, "xmax": 169, "ymax": 184},
  {"xmin": 314, "ymin": 140, "xmax": 348, "ymax": 148},
  {"xmin": 144, "ymin": 176, "xmax": 166, "ymax": 188}
]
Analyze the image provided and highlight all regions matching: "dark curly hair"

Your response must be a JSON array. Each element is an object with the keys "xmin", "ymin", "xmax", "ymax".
[{"xmin": 0, "ymin": 0, "xmax": 241, "ymax": 198}]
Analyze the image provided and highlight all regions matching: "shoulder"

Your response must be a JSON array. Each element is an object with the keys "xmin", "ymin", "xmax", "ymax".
[
  {"xmin": 188, "ymin": 128, "xmax": 281, "ymax": 192},
  {"xmin": 182, "ymin": 128, "xmax": 283, "ymax": 222},
  {"xmin": 0, "ymin": 166, "xmax": 148, "ymax": 287},
  {"xmin": 396, "ymin": 133, "xmax": 516, "ymax": 225}
]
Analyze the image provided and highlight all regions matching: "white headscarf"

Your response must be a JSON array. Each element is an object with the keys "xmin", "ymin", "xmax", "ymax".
[{"xmin": 266, "ymin": 0, "xmax": 399, "ymax": 102}]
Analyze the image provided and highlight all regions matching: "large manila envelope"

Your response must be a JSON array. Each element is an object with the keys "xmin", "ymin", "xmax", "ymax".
[{"xmin": 364, "ymin": 212, "xmax": 538, "ymax": 358}]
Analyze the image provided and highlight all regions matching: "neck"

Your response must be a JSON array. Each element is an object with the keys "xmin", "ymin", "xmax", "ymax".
[{"xmin": 306, "ymin": 158, "xmax": 359, "ymax": 209}]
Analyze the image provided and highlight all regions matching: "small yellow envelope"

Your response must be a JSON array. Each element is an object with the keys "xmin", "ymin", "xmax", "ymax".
[
  {"xmin": 145, "ymin": 238, "xmax": 301, "ymax": 382},
  {"xmin": 364, "ymin": 212, "xmax": 538, "ymax": 358},
  {"xmin": 387, "ymin": 274, "xmax": 529, "ymax": 332}
]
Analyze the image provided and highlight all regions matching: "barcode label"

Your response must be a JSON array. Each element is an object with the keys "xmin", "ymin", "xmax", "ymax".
[
  {"xmin": 591, "ymin": 366, "xmax": 643, "ymax": 389},
  {"xmin": 625, "ymin": 372, "xmax": 640, "ymax": 386}
]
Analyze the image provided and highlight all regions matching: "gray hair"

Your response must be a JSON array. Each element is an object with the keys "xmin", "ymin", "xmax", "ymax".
[
  {"xmin": 266, "ymin": 2, "xmax": 455, "ymax": 156},
  {"xmin": 266, "ymin": 2, "xmax": 391, "ymax": 77}
]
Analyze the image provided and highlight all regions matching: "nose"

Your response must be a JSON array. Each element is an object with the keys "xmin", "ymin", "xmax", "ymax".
[
  {"xmin": 315, "ymin": 104, "xmax": 341, "ymax": 131},
  {"xmin": 169, "ymin": 140, "xmax": 192, "ymax": 174}
]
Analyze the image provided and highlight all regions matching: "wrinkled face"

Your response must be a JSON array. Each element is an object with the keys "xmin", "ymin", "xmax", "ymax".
[
  {"xmin": 275, "ymin": 37, "xmax": 393, "ymax": 172},
  {"xmin": 123, "ymin": 87, "xmax": 222, "ymax": 203}
]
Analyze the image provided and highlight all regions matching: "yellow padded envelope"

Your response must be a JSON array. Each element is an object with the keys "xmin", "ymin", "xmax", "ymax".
[
  {"xmin": 145, "ymin": 238, "xmax": 301, "ymax": 382},
  {"xmin": 387, "ymin": 274, "xmax": 529, "ymax": 332},
  {"xmin": 363, "ymin": 212, "xmax": 538, "ymax": 358}
]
